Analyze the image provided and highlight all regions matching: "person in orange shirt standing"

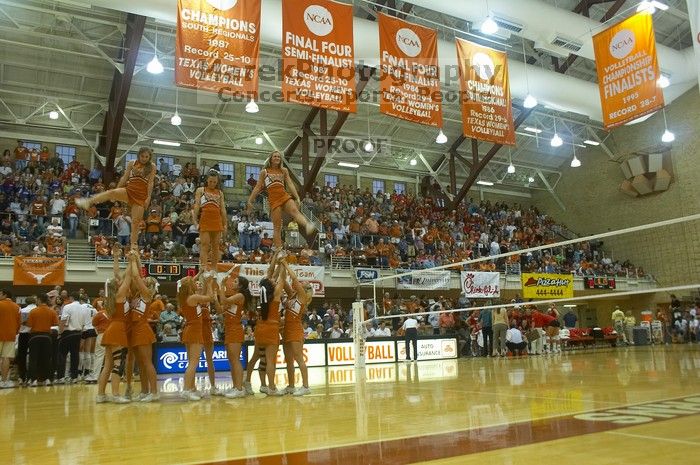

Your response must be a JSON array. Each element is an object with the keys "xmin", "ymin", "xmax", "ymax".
[
  {"xmin": 194, "ymin": 170, "xmax": 228, "ymax": 277},
  {"xmin": 281, "ymin": 262, "xmax": 313, "ymax": 396},
  {"xmin": 27, "ymin": 294, "xmax": 59, "ymax": 386},
  {"xmin": 177, "ymin": 275, "xmax": 216, "ymax": 401},
  {"xmin": 0, "ymin": 290, "xmax": 20, "ymax": 388},
  {"xmin": 217, "ymin": 271, "xmax": 252, "ymax": 399},
  {"xmin": 76, "ymin": 147, "xmax": 156, "ymax": 251},
  {"xmin": 247, "ymin": 151, "xmax": 317, "ymax": 250}
]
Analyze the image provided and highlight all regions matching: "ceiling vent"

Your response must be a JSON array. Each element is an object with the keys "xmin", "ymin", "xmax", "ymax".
[{"xmin": 550, "ymin": 34, "xmax": 583, "ymax": 53}]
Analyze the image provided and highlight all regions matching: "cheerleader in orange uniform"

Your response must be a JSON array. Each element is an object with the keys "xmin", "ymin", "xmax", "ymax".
[
  {"xmin": 193, "ymin": 170, "xmax": 227, "ymax": 275},
  {"xmin": 126, "ymin": 254, "xmax": 159, "ymax": 402},
  {"xmin": 96, "ymin": 255, "xmax": 133, "ymax": 404},
  {"xmin": 247, "ymin": 151, "xmax": 317, "ymax": 250},
  {"xmin": 217, "ymin": 274, "xmax": 252, "ymax": 398},
  {"xmin": 177, "ymin": 275, "xmax": 216, "ymax": 401},
  {"xmin": 281, "ymin": 262, "xmax": 313, "ymax": 396},
  {"xmin": 77, "ymin": 147, "xmax": 156, "ymax": 251},
  {"xmin": 246, "ymin": 252, "xmax": 286, "ymax": 395}
]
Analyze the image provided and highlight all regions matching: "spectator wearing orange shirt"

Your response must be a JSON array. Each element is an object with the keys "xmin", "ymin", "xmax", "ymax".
[
  {"xmin": 0, "ymin": 290, "xmax": 20, "ymax": 388},
  {"xmin": 145, "ymin": 209, "xmax": 162, "ymax": 243},
  {"xmin": 14, "ymin": 141, "xmax": 28, "ymax": 170},
  {"xmin": 439, "ymin": 311, "xmax": 455, "ymax": 335},
  {"xmin": 27, "ymin": 294, "xmax": 59, "ymax": 385},
  {"xmin": 64, "ymin": 199, "xmax": 80, "ymax": 239}
]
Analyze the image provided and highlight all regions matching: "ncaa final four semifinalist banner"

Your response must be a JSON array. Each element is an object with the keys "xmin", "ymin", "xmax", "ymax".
[
  {"xmin": 688, "ymin": 0, "xmax": 700, "ymax": 91},
  {"xmin": 456, "ymin": 38, "xmax": 515, "ymax": 146},
  {"xmin": 176, "ymin": 0, "xmax": 261, "ymax": 97},
  {"xmin": 460, "ymin": 271, "xmax": 500, "ymax": 298},
  {"xmin": 378, "ymin": 13, "xmax": 442, "ymax": 127},
  {"xmin": 396, "ymin": 269, "xmax": 451, "ymax": 290},
  {"xmin": 521, "ymin": 273, "xmax": 574, "ymax": 300},
  {"xmin": 592, "ymin": 12, "xmax": 664, "ymax": 129},
  {"xmin": 282, "ymin": 0, "xmax": 356, "ymax": 112},
  {"xmin": 13, "ymin": 257, "xmax": 65, "ymax": 286}
]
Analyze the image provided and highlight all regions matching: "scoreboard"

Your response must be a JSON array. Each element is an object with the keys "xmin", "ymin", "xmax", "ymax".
[
  {"xmin": 143, "ymin": 263, "xmax": 199, "ymax": 282},
  {"xmin": 584, "ymin": 276, "xmax": 616, "ymax": 290}
]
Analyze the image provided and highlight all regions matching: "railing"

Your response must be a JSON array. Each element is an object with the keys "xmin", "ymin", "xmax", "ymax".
[{"xmin": 329, "ymin": 255, "xmax": 352, "ymax": 270}]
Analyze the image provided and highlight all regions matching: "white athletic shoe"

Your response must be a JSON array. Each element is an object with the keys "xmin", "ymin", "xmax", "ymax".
[
  {"xmin": 111, "ymin": 396, "xmax": 131, "ymax": 404},
  {"xmin": 181, "ymin": 390, "xmax": 201, "ymax": 401},
  {"xmin": 96, "ymin": 394, "xmax": 109, "ymax": 403},
  {"xmin": 210, "ymin": 387, "xmax": 224, "ymax": 397},
  {"xmin": 140, "ymin": 393, "xmax": 157, "ymax": 403},
  {"xmin": 266, "ymin": 388, "xmax": 285, "ymax": 397},
  {"xmin": 284, "ymin": 386, "xmax": 295, "ymax": 395},
  {"xmin": 259, "ymin": 386, "xmax": 269, "ymax": 394},
  {"xmin": 224, "ymin": 389, "xmax": 246, "ymax": 399},
  {"xmin": 243, "ymin": 381, "xmax": 254, "ymax": 395},
  {"xmin": 30, "ymin": 380, "xmax": 38, "ymax": 387},
  {"xmin": 4, "ymin": 380, "xmax": 15, "ymax": 388},
  {"xmin": 293, "ymin": 386, "xmax": 310, "ymax": 397},
  {"xmin": 44, "ymin": 380, "xmax": 52, "ymax": 386}
]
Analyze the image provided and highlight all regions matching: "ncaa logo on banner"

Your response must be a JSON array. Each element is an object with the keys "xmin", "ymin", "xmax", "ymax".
[
  {"xmin": 304, "ymin": 5, "xmax": 334, "ymax": 37},
  {"xmin": 471, "ymin": 52, "xmax": 496, "ymax": 80},
  {"xmin": 396, "ymin": 27, "xmax": 422, "ymax": 57},
  {"xmin": 206, "ymin": 0, "xmax": 238, "ymax": 10},
  {"xmin": 609, "ymin": 29, "xmax": 635, "ymax": 59},
  {"xmin": 355, "ymin": 268, "xmax": 379, "ymax": 283}
]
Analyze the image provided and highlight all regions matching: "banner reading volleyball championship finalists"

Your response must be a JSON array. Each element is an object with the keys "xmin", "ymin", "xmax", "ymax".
[
  {"xmin": 176, "ymin": 0, "xmax": 261, "ymax": 96},
  {"xmin": 379, "ymin": 13, "xmax": 442, "ymax": 127},
  {"xmin": 592, "ymin": 12, "xmax": 664, "ymax": 128},
  {"xmin": 456, "ymin": 39, "xmax": 515, "ymax": 145},
  {"xmin": 13, "ymin": 257, "xmax": 65, "ymax": 286},
  {"xmin": 689, "ymin": 0, "xmax": 700, "ymax": 91},
  {"xmin": 282, "ymin": 0, "xmax": 356, "ymax": 112}
]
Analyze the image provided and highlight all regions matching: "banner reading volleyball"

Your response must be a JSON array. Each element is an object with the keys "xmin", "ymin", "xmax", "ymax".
[
  {"xmin": 592, "ymin": 12, "xmax": 664, "ymax": 128},
  {"xmin": 13, "ymin": 257, "xmax": 65, "ymax": 286},
  {"xmin": 456, "ymin": 38, "xmax": 515, "ymax": 145},
  {"xmin": 378, "ymin": 13, "xmax": 442, "ymax": 127},
  {"xmin": 282, "ymin": 0, "xmax": 356, "ymax": 112},
  {"xmin": 176, "ymin": 0, "xmax": 261, "ymax": 96},
  {"xmin": 521, "ymin": 273, "xmax": 574, "ymax": 300}
]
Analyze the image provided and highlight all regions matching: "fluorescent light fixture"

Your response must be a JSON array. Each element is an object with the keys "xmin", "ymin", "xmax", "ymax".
[
  {"xmin": 476, "ymin": 180, "xmax": 494, "ymax": 186},
  {"xmin": 657, "ymin": 75, "xmax": 670, "ymax": 88},
  {"xmin": 363, "ymin": 140, "xmax": 374, "ymax": 152},
  {"xmin": 571, "ymin": 155, "xmax": 581, "ymax": 168},
  {"xmin": 255, "ymin": 136, "xmax": 263, "ymax": 145},
  {"xmin": 528, "ymin": 176, "xmax": 535, "ymax": 183},
  {"xmin": 523, "ymin": 94, "xmax": 538, "ymax": 109},
  {"xmin": 480, "ymin": 17, "xmax": 498, "ymax": 35},
  {"xmin": 338, "ymin": 162, "xmax": 360, "ymax": 169},
  {"xmin": 583, "ymin": 139, "xmax": 600, "ymax": 146},
  {"xmin": 153, "ymin": 139, "xmax": 181, "ymax": 147},
  {"xmin": 661, "ymin": 129, "xmax": 675, "ymax": 143},
  {"xmin": 170, "ymin": 113, "xmax": 182, "ymax": 126},
  {"xmin": 146, "ymin": 56, "xmax": 164, "ymax": 74},
  {"xmin": 436, "ymin": 129, "xmax": 448, "ymax": 144},
  {"xmin": 48, "ymin": 110, "xmax": 59, "ymax": 120},
  {"xmin": 637, "ymin": 1, "xmax": 668, "ymax": 14},
  {"xmin": 524, "ymin": 126, "xmax": 542, "ymax": 134},
  {"xmin": 245, "ymin": 99, "xmax": 259, "ymax": 113},
  {"xmin": 563, "ymin": 304, "xmax": 577, "ymax": 308},
  {"xmin": 507, "ymin": 163, "xmax": 515, "ymax": 174},
  {"xmin": 409, "ymin": 158, "xmax": 417, "ymax": 166},
  {"xmin": 550, "ymin": 133, "xmax": 563, "ymax": 147}
]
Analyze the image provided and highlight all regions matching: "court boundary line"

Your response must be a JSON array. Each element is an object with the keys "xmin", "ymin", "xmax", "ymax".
[{"xmin": 605, "ymin": 431, "xmax": 700, "ymax": 446}]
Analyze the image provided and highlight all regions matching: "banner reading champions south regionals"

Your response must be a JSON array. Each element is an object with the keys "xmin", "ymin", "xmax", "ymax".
[{"xmin": 176, "ymin": 0, "xmax": 261, "ymax": 97}]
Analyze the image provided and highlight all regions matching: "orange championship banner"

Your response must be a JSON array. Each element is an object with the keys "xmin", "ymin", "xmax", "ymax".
[
  {"xmin": 378, "ymin": 13, "xmax": 442, "ymax": 127},
  {"xmin": 282, "ymin": 0, "xmax": 356, "ymax": 112},
  {"xmin": 13, "ymin": 257, "xmax": 65, "ymax": 286},
  {"xmin": 176, "ymin": 0, "xmax": 261, "ymax": 96},
  {"xmin": 456, "ymin": 38, "xmax": 515, "ymax": 145},
  {"xmin": 592, "ymin": 12, "xmax": 664, "ymax": 129}
]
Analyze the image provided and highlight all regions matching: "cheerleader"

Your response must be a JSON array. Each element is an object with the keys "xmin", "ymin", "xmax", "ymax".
[
  {"xmin": 217, "ymin": 271, "xmax": 252, "ymax": 398},
  {"xmin": 126, "ymin": 254, "xmax": 159, "ymax": 402},
  {"xmin": 247, "ymin": 151, "xmax": 317, "ymax": 250},
  {"xmin": 193, "ymin": 170, "xmax": 227, "ymax": 275},
  {"xmin": 246, "ymin": 252, "xmax": 285, "ymax": 396},
  {"xmin": 77, "ymin": 147, "xmax": 156, "ymax": 250},
  {"xmin": 281, "ymin": 262, "xmax": 312, "ymax": 396},
  {"xmin": 96, "ymin": 252, "xmax": 134, "ymax": 404},
  {"xmin": 200, "ymin": 298, "xmax": 220, "ymax": 396},
  {"xmin": 177, "ymin": 275, "xmax": 216, "ymax": 401}
]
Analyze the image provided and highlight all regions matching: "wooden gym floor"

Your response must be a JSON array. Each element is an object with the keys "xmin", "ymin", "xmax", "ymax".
[{"xmin": 1, "ymin": 345, "xmax": 699, "ymax": 465}]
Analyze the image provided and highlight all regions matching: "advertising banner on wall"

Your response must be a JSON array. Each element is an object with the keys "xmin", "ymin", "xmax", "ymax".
[
  {"xmin": 175, "ymin": 0, "xmax": 261, "ymax": 96},
  {"xmin": 396, "ymin": 338, "xmax": 458, "ymax": 361},
  {"xmin": 688, "ymin": 0, "xmax": 700, "ymax": 91},
  {"xmin": 521, "ymin": 273, "xmax": 574, "ymax": 299},
  {"xmin": 456, "ymin": 38, "xmax": 515, "ymax": 145},
  {"xmin": 217, "ymin": 263, "xmax": 325, "ymax": 296},
  {"xmin": 396, "ymin": 269, "xmax": 451, "ymax": 290},
  {"xmin": 282, "ymin": 0, "xmax": 356, "ymax": 112},
  {"xmin": 378, "ymin": 13, "xmax": 442, "ymax": 127},
  {"xmin": 13, "ymin": 257, "xmax": 65, "ymax": 286},
  {"xmin": 460, "ymin": 271, "xmax": 500, "ymax": 298},
  {"xmin": 592, "ymin": 12, "xmax": 664, "ymax": 128}
]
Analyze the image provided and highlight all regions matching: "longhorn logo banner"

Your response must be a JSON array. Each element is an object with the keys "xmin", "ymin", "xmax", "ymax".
[
  {"xmin": 176, "ymin": 0, "xmax": 261, "ymax": 97},
  {"xmin": 282, "ymin": 0, "xmax": 356, "ymax": 112},
  {"xmin": 592, "ymin": 12, "xmax": 664, "ymax": 128},
  {"xmin": 13, "ymin": 257, "xmax": 65, "ymax": 286},
  {"xmin": 456, "ymin": 38, "xmax": 515, "ymax": 145},
  {"xmin": 379, "ymin": 13, "xmax": 442, "ymax": 127}
]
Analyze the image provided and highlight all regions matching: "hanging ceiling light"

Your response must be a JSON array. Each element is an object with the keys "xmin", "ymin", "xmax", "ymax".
[
  {"xmin": 435, "ymin": 129, "xmax": 448, "ymax": 144},
  {"xmin": 476, "ymin": 180, "xmax": 494, "ymax": 186},
  {"xmin": 520, "ymin": 42, "xmax": 537, "ymax": 110},
  {"xmin": 245, "ymin": 98, "xmax": 259, "ymax": 113},
  {"xmin": 255, "ymin": 136, "xmax": 264, "ymax": 145},
  {"xmin": 570, "ymin": 155, "xmax": 581, "ymax": 168},
  {"xmin": 550, "ymin": 118, "xmax": 563, "ymax": 147},
  {"xmin": 171, "ymin": 87, "xmax": 181, "ymax": 126},
  {"xmin": 507, "ymin": 148, "xmax": 515, "ymax": 174},
  {"xmin": 523, "ymin": 94, "xmax": 538, "ymax": 109},
  {"xmin": 661, "ymin": 108, "xmax": 675, "ymax": 143},
  {"xmin": 364, "ymin": 140, "xmax": 374, "ymax": 152},
  {"xmin": 48, "ymin": 110, "xmax": 59, "ymax": 120},
  {"xmin": 480, "ymin": 17, "xmax": 498, "ymax": 35},
  {"xmin": 409, "ymin": 158, "xmax": 417, "ymax": 166},
  {"xmin": 147, "ymin": 26, "xmax": 163, "ymax": 74},
  {"xmin": 657, "ymin": 74, "xmax": 670, "ymax": 88},
  {"xmin": 528, "ymin": 176, "xmax": 535, "ymax": 183}
]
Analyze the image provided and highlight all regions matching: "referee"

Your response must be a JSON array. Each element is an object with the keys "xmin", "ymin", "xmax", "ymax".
[{"xmin": 402, "ymin": 316, "xmax": 419, "ymax": 362}]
